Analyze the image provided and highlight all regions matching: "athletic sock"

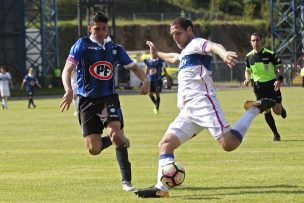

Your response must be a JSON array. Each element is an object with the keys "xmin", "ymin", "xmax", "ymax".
[
  {"xmin": 2, "ymin": 99, "xmax": 6, "ymax": 108},
  {"xmin": 28, "ymin": 99, "xmax": 31, "ymax": 108},
  {"xmin": 116, "ymin": 145, "xmax": 131, "ymax": 182},
  {"xmin": 29, "ymin": 98, "xmax": 35, "ymax": 107},
  {"xmin": 149, "ymin": 95, "xmax": 156, "ymax": 105},
  {"xmin": 100, "ymin": 135, "xmax": 112, "ymax": 151},
  {"xmin": 156, "ymin": 96, "xmax": 160, "ymax": 110},
  {"xmin": 231, "ymin": 107, "xmax": 260, "ymax": 142},
  {"xmin": 264, "ymin": 112, "xmax": 279, "ymax": 135},
  {"xmin": 155, "ymin": 154, "xmax": 174, "ymax": 191}
]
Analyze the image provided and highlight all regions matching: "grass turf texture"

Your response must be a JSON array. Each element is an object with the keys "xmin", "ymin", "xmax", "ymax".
[{"xmin": 0, "ymin": 87, "xmax": 303, "ymax": 202}]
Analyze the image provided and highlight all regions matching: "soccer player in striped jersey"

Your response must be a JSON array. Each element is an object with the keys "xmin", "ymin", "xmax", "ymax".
[
  {"xmin": 60, "ymin": 12, "xmax": 149, "ymax": 191},
  {"xmin": 135, "ymin": 17, "xmax": 276, "ymax": 198},
  {"xmin": 144, "ymin": 51, "xmax": 167, "ymax": 114},
  {"xmin": 21, "ymin": 67, "xmax": 41, "ymax": 109}
]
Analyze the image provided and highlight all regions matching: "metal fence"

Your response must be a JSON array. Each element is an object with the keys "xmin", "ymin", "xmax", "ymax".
[{"xmin": 58, "ymin": 11, "xmax": 245, "ymax": 22}]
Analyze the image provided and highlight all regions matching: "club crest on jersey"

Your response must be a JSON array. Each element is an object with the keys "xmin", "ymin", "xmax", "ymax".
[{"xmin": 89, "ymin": 61, "xmax": 113, "ymax": 80}]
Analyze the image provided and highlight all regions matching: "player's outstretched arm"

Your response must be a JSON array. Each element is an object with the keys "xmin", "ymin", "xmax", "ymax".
[
  {"xmin": 205, "ymin": 41, "xmax": 238, "ymax": 68},
  {"xmin": 60, "ymin": 62, "xmax": 75, "ymax": 112},
  {"xmin": 146, "ymin": 41, "xmax": 179, "ymax": 64},
  {"xmin": 20, "ymin": 80, "xmax": 25, "ymax": 91}
]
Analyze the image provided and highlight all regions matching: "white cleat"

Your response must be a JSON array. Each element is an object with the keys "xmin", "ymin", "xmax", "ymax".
[{"xmin": 122, "ymin": 181, "xmax": 136, "ymax": 192}]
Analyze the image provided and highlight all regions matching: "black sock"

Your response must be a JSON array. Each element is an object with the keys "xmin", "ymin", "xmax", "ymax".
[
  {"xmin": 156, "ymin": 96, "xmax": 160, "ymax": 110},
  {"xmin": 29, "ymin": 98, "xmax": 35, "ymax": 107},
  {"xmin": 116, "ymin": 145, "xmax": 131, "ymax": 182},
  {"xmin": 100, "ymin": 135, "xmax": 112, "ymax": 151},
  {"xmin": 149, "ymin": 95, "xmax": 156, "ymax": 105},
  {"xmin": 264, "ymin": 112, "xmax": 279, "ymax": 135}
]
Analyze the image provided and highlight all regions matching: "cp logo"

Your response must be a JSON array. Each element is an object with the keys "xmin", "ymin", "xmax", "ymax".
[{"xmin": 89, "ymin": 61, "xmax": 113, "ymax": 80}]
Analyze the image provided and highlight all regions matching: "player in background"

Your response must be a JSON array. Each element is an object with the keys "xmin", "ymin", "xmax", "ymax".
[
  {"xmin": 144, "ymin": 47, "xmax": 167, "ymax": 114},
  {"xmin": 0, "ymin": 65, "xmax": 13, "ymax": 109},
  {"xmin": 244, "ymin": 33, "xmax": 286, "ymax": 141},
  {"xmin": 60, "ymin": 12, "xmax": 149, "ymax": 191},
  {"xmin": 134, "ymin": 17, "xmax": 276, "ymax": 198},
  {"xmin": 21, "ymin": 67, "xmax": 41, "ymax": 109}
]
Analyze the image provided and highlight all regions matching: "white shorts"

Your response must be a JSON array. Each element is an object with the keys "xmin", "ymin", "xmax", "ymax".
[
  {"xmin": 166, "ymin": 95, "xmax": 230, "ymax": 143},
  {"xmin": 0, "ymin": 86, "xmax": 10, "ymax": 97}
]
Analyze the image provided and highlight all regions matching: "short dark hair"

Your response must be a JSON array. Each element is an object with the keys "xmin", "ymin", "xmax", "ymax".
[
  {"xmin": 170, "ymin": 17, "xmax": 193, "ymax": 31},
  {"xmin": 89, "ymin": 11, "xmax": 108, "ymax": 25},
  {"xmin": 251, "ymin": 32, "xmax": 262, "ymax": 40}
]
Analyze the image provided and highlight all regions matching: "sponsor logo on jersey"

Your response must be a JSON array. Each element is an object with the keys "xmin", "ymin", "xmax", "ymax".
[
  {"xmin": 88, "ymin": 46, "xmax": 103, "ymax": 50},
  {"xmin": 89, "ymin": 61, "xmax": 113, "ymax": 80}
]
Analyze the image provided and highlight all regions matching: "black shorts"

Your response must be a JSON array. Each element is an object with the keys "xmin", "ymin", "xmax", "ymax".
[
  {"xmin": 78, "ymin": 94, "xmax": 124, "ymax": 137},
  {"xmin": 150, "ymin": 80, "xmax": 163, "ymax": 93},
  {"xmin": 253, "ymin": 79, "xmax": 282, "ymax": 103},
  {"xmin": 27, "ymin": 90, "xmax": 34, "ymax": 96}
]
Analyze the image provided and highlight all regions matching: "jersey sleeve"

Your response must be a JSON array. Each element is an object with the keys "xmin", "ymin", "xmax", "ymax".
[
  {"xmin": 245, "ymin": 56, "xmax": 251, "ymax": 70},
  {"xmin": 67, "ymin": 38, "xmax": 86, "ymax": 65},
  {"xmin": 193, "ymin": 38, "xmax": 209, "ymax": 54},
  {"xmin": 116, "ymin": 45, "xmax": 134, "ymax": 68},
  {"xmin": 272, "ymin": 52, "xmax": 282, "ymax": 67},
  {"xmin": 7, "ymin": 72, "xmax": 11, "ymax": 80}
]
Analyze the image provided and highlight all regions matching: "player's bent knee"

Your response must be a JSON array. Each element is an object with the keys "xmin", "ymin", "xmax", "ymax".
[
  {"xmin": 110, "ymin": 132, "xmax": 124, "ymax": 147},
  {"xmin": 221, "ymin": 144, "xmax": 238, "ymax": 152},
  {"xmin": 88, "ymin": 147, "xmax": 101, "ymax": 155},
  {"xmin": 217, "ymin": 134, "xmax": 240, "ymax": 152}
]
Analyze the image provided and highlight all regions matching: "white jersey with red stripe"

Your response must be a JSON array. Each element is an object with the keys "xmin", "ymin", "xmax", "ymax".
[
  {"xmin": 166, "ymin": 37, "xmax": 230, "ymax": 142},
  {"xmin": 177, "ymin": 38, "xmax": 216, "ymax": 108}
]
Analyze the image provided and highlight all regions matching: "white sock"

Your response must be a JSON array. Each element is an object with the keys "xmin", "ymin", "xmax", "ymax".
[
  {"xmin": 2, "ymin": 99, "xmax": 6, "ymax": 108},
  {"xmin": 155, "ymin": 154, "xmax": 174, "ymax": 191},
  {"xmin": 231, "ymin": 107, "xmax": 260, "ymax": 140}
]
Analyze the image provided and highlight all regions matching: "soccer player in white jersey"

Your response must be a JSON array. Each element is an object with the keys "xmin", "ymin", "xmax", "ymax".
[
  {"xmin": 0, "ymin": 65, "xmax": 13, "ymax": 109},
  {"xmin": 135, "ymin": 17, "xmax": 276, "ymax": 198}
]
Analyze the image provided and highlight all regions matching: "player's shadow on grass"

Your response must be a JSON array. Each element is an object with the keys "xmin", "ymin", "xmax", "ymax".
[{"xmin": 174, "ymin": 184, "xmax": 303, "ymax": 200}]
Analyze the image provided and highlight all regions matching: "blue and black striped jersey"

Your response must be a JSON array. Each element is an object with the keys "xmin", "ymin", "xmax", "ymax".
[{"xmin": 67, "ymin": 36, "xmax": 133, "ymax": 98}]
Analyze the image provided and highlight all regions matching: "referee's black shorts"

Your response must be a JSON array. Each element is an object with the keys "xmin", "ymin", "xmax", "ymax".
[
  {"xmin": 253, "ymin": 79, "xmax": 282, "ymax": 103},
  {"xmin": 78, "ymin": 94, "xmax": 124, "ymax": 137}
]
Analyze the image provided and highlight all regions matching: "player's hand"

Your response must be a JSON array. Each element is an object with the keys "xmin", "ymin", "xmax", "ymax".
[
  {"xmin": 223, "ymin": 51, "xmax": 238, "ymax": 68},
  {"xmin": 140, "ymin": 79, "xmax": 150, "ymax": 95},
  {"xmin": 146, "ymin": 41, "xmax": 158, "ymax": 57},
  {"xmin": 274, "ymin": 80, "xmax": 281, "ymax": 91},
  {"xmin": 244, "ymin": 79, "xmax": 250, "ymax": 86},
  {"xmin": 60, "ymin": 89, "xmax": 73, "ymax": 112}
]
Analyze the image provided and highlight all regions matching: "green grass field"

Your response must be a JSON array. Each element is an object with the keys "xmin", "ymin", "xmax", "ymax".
[{"xmin": 0, "ymin": 88, "xmax": 303, "ymax": 203}]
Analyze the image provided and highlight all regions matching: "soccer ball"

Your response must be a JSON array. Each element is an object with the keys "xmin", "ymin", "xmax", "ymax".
[{"xmin": 160, "ymin": 161, "xmax": 185, "ymax": 187}]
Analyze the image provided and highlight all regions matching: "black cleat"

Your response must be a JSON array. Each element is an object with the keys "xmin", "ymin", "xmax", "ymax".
[
  {"xmin": 134, "ymin": 187, "xmax": 169, "ymax": 198},
  {"xmin": 281, "ymin": 107, "xmax": 287, "ymax": 119},
  {"xmin": 273, "ymin": 134, "xmax": 281, "ymax": 141},
  {"xmin": 254, "ymin": 98, "xmax": 276, "ymax": 113}
]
